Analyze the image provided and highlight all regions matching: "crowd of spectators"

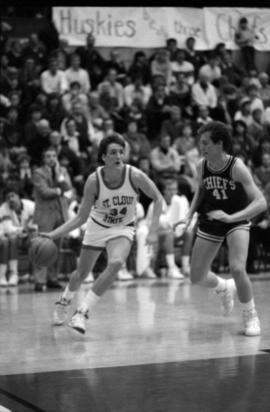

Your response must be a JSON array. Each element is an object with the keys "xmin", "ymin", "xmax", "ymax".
[{"xmin": 1, "ymin": 14, "xmax": 270, "ymax": 286}]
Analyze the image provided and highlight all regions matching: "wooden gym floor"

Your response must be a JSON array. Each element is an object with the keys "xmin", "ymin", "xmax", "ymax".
[{"xmin": 0, "ymin": 274, "xmax": 270, "ymax": 412}]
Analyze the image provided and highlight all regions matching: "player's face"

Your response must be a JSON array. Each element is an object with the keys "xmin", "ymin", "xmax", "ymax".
[
  {"xmin": 103, "ymin": 143, "xmax": 125, "ymax": 168},
  {"xmin": 199, "ymin": 132, "xmax": 221, "ymax": 160}
]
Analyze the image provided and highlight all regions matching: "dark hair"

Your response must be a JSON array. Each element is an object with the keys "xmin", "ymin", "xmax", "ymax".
[
  {"xmin": 239, "ymin": 17, "xmax": 248, "ymax": 24},
  {"xmin": 198, "ymin": 121, "xmax": 232, "ymax": 152},
  {"xmin": 42, "ymin": 146, "xmax": 57, "ymax": 157},
  {"xmin": 166, "ymin": 38, "xmax": 177, "ymax": 46},
  {"xmin": 97, "ymin": 133, "xmax": 126, "ymax": 164}
]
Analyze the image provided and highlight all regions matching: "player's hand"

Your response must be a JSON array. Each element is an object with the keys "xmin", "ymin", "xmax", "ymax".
[{"xmin": 207, "ymin": 210, "xmax": 230, "ymax": 223}]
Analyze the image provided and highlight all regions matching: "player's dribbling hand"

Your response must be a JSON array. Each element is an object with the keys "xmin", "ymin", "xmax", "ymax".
[{"xmin": 207, "ymin": 210, "xmax": 230, "ymax": 223}]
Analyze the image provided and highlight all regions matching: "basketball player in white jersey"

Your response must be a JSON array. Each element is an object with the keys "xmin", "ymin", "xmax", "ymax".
[{"xmin": 42, "ymin": 133, "xmax": 163, "ymax": 334}]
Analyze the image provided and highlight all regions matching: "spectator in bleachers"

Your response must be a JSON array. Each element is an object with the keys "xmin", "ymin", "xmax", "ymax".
[
  {"xmin": 0, "ymin": 66, "xmax": 23, "ymax": 97},
  {"xmin": 246, "ymin": 83, "xmax": 264, "ymax": 114},
  {"xmin": 44, "ymin": 92, "xmax": 65, "ymax": 130},
  {"xmin": 14, "ymin": 152, "xmax": 34, "ymax": 199},
  {"xmin": 258, "ymin": 72, "xmax": 270, "ymax": 108},
  {"xmin": 60, "ymin": 100, "xmax": 93, "ymax": 156},
  {"xmin": 75, "ymin": 33, "xmax": 106, "ymax": 90},
  {"xmin": 191, "ymin": 72, "xmax": 217, "ymax": 114},
  {"xmin": 124, "ymin": 98, "xmax": 147, "ymax": 133},
  {"xmin": 23, "ymin": 104, "xmax": 42, "ymax": 148},
  {"xmin": 34, "ymin": 91, "xmax": 48, "ymax": 114},
  {"xmin": 65, "ymin": 53, "xmax": 91, "ymax": 94},
  {"xmin": 234, "ymin": 97, "xmax": 253, "ymax": 126},
  {"xmin": 254, "ymin": 152, "xmax": 270, "ymax": 189},
  {"xmin": 0, "ymin": 186, "xmax": 36, "ymax": 286},
  {"xmin": 32, "ymin": 146, "xmax": 72, "ymax": 291},
  {"xmin": 185, "ymin": 36, "xmax": 206, "ymax": 77},
  {"xmin": 151, "ymin": 49, "xmax": 172, "ymax": 88},
  {"xmin": 169, "ymin": 72, "xmax": 192, "ymax": 117},
  {"xmin": 56, "ymin": 38, "xmax": 70, "ymax": 71},
  {"xmin": 123, "ymin": 74, "xmax": 151, "ymax": 108},
  {"xmin": 61, "ymin": 81, "xmax": 89, "ymax": 118},
  {"xmin": 0, "ymin": 54, "xmax": 10, "ymax": 83},
  {"xmin": 166, "ymin": 38, "xmax": 179, "ymax": 62},
  {"xmin": 98, "ymin": 67, "xmax": 124, "ymax": 111},
  {"xmin": 195, "ymin": 105, "xmax": 213, "ymax": 130},
  {"xmin": 160, "ymin": 105, "xmax": 184, "ymax": 142},
  {"xmin": 27, "ymin": 118, "xmax": 51, "ymax": 165},
  {"xmin": 61, "ymin": 118, "xmax": 80, "ymax": 157},
  {"xmin": 20, "ymin": 57, "xmax": 41, "ymax": 104},
  {"xmin": 232, "ymin": 120, "xmax": 256, "ymax": 159},
  {"xmin": 123, "ymin": 120, "xmax": 151, "ymax": 167},
  {"xmin": 210, "ymin": 93, "xmax": 232, "ymax": 125},
  {"xmin": 150, "ymin": 134, "xmax": 182, "ymax": 182},
  {"xmin": 219, "ymin": 50, "xmax": 244, "ymax": 87},
  {"xmin": 3, "ymin": 106, "xmax": 22, "ymax": 149},
  {"xmin": 198, "ymin": 51, "xmax": 221, "ymax": 87},
  {"xmin": 40, "ymin": 56, "xmax": 68, "ymax": 96},
  {"xmin": 234, "ymin": 17, "xmax": 257, "ymax": 73},
  {"xmin": 106, "ymin": 49, "xmax": 126, "ymax": 82},
  {"xmin": 248, "ymin": 108, "xmax": 265, "ymax": 143},
  {"xmin": 22, "ymin": 33, "xmax": 47, "ymax": 72},
  {"xmin": 171, "ymin": 49, "xmax": 195, "ymax": 86},
  {"xmin": 7, "ymin": 39, "xmax": 24, "ymax": 69},
  {"xmin": 145, "ymin": 83, "xmax": 172, "ymax": 144},
  {"xmin": 252, "ymin": 138, "xmax": 270, "ymax": 168},
  {"xmin": 127, "ymin": 50, "xmax": 151, "ymax": 85},
  {"xmin": 88, "ymin": 91, "xmax": 109, "ymax": 128}
]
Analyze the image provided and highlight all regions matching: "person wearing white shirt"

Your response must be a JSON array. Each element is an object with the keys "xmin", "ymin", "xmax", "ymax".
[
  {"xmin": 123, "ymin": 75, "xmax": 152, "ymax": 108},
  {"xmin": 171, "ymin": 49, "xmax": 195, "ymax": 86},
  {"xmin": 65, "ymin": 53, "xmax": 91, "ymax": 94},
  {"xmin": 0, "ymin": 188, "xmax": 35, "ymax": 286},
  {"xmin": 191, "ymin": 73, "xmax": 218, "ymax": 110},
  {"xmin": 136, "ymin": 178, "xmax": 195, "ymax": 278},
  {"xmin": 40, "ymin": 57, "xmax": 68, "ymax": 96},
  {"xmin": 98, "ymin": 67, "xmax": 124, "ymax": 110}
]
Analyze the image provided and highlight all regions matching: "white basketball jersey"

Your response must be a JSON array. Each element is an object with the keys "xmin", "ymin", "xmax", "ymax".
[{"xmin": 89, "ymin": 165, "xmax": 138, "ymax": 227}]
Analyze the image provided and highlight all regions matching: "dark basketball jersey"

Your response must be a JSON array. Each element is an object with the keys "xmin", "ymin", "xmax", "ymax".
[{"xmin": 198, "ymin": 156, "xmax": 249, "ymax": 217}]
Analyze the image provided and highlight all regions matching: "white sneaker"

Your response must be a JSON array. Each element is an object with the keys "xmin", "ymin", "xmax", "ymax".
[
  {"xmin": 68, "ymin": 310, "xmax": 88, "ymax": 334},
  {"xmin": 83, "ymin": 272, "xmax": 94, "ymax": 284},
  {"xmin": 167, "ymin": 266, "xmax": 184, "ymax": 279},
  {"xmin": 117, "ymin": 269, "xmax": 133, "ymax": 281},
  {"xmin": 53, "ymin": 297, "xmax": 71, "ymax": 326},
  {"xmin": 142, "ymin": 267, "xmax": 157, "ymax": 279},
  {"xmin": 216, "ymin": 278, "xmax": 236, "ymax": 317},
  {"xmin": 0, "ymin": 276, "xmax": 8, "ymax": 287},
  {"xmin": 8, "ymin": 273, "xmax": 19, "ymax": 286},
  {"xmin": 243, "ymin": 309, "xmax": 261, "ymax": 336}
]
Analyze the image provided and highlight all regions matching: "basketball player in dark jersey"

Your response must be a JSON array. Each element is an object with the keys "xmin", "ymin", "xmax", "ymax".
[
  {"xmin": 42, "ymin": 133, "xmax": 163, "ymax": 334},
  {"xmin": 175, "ymin": 121, "xmax": 266, "ymax": 336}
]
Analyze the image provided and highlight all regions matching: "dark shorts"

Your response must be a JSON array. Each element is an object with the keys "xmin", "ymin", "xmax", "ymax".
[{"xmin": 197, "ymin": 218, "xmax": 251, "ymax": 243}]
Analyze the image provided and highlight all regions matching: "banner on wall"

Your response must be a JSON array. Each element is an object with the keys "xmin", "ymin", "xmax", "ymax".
[{"xmin": 53, "ymin": 7, "xmax": 270, "ymax": 50}]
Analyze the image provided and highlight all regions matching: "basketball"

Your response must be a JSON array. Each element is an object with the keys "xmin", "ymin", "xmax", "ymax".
[{"xmin": 29, "ymin": 236, "xmax": 58, "ymax": 267}]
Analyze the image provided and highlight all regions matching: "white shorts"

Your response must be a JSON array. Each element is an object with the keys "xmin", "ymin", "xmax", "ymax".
[{"xmin": 82, "ymin": 217, "xmax": 135, "ymax": 249}]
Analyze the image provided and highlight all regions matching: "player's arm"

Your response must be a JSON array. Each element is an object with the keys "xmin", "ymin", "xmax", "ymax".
[
  {"xmin": 131, "ymin": 168, "xmax": 163, "ymax": 243},
  {"xmin": 43, "ymin": 173, "xmax": 98, "ymax": 240},
  {"xmin": 208, "ymin": 158, "xmax": 267, "ymax": 223}
]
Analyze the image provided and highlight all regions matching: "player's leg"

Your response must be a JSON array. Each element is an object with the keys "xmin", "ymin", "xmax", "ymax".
[
  {"xmin": 227, "ymin": 228, "xmax": 260, "ymax": 336},
  {"xmin": 69, "ymin": 236, "xmax": 132, "ymax": 333},
  {"xmin": 191, "ymin": 236, "xmax": 236, "ymax": 316},
  {"xmin": 0, "ymin": 236, "xmax": 9, "ymax": 287},
  {"xmin": 160, "ymin": 229, "xmax": 184, "ymax": 279},
  {"xmin": 53, "ymin": 247, "xmax": 101, "ymax": 326}
]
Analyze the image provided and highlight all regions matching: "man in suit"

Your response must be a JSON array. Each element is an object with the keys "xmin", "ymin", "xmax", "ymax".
[{"xmin": 32, "ymin": 146, "xmax": 73, "ymax": 291}]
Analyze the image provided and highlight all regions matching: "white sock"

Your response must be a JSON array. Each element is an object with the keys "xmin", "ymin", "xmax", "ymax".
[
  {"xmin": 215, "ymin": 276, "xmax": 227, "ymax": 293},
  {"xmin": 166, "ymin": 254, "xmax": 175, "ymax": 268},
  {"xmin": 78, "ymin": 289, "xmax": 100, "ymax": 313},
  {"xmin": 181, "ymin": 255, "xmax": 190, "ymax": 269},
  {"xmin": 242, "ymin": 298, "xmax": 255, "ymax": 312},
  {"xmin": 62, "ymin": 285, "xmax": 75, "ymax": 302}
]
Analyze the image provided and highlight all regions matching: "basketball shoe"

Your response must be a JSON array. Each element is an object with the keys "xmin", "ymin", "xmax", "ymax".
[
  {"xmin": 53, "ymin": 297, "xmax": 71, "ymax": 326},
  {"xmin": 68, "ymin": 310, "xmax": 88, "ymax": 334},
  {"xmin": 167, "ymin": 265, "xmax": 184, "ymax": 279},
  {"xmin": 243, "ymin": 309, "xmax": 261, "ymax": 336},
  {"xmin": 216, "ymin": 278, "xmax": 236, "ymax": 316}
]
